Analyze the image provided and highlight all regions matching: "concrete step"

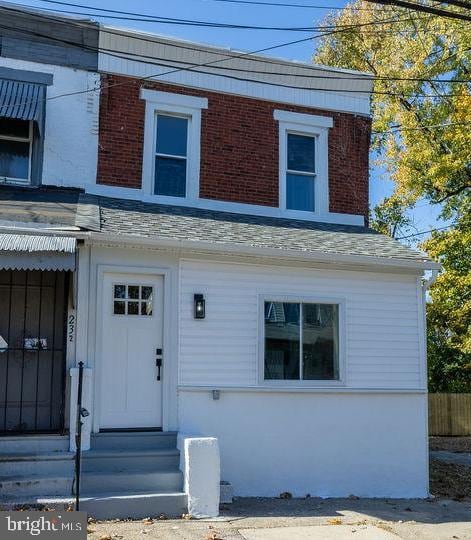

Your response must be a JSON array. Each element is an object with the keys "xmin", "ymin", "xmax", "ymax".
[
  {"xmin": 91, "ymin": 431, "xmax": 177, "ymax": 451},
  {"xmin": 0, "ymin": 475, "xmax": 72, "ymax": 498},
  {"xmin": 0, "ymin": 452, "xmax": 74, "ymax": 476},
  {"xmin": 0, "ymin": 436, "xmax": 69, "ymax": 454},
  {"xmin": 35, "ymin": 491, "xmax": 188, "ymax": 519},
  {"xmin": 82, "ymin": 449, "xmax": 180, "ymax": 472},
  {"xmin": 79, "ymin": 469, "xmax": 183, "ymax": 494}
]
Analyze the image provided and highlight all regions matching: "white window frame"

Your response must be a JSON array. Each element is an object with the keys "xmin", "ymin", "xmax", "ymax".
[
  {"xmin": 258, "ymin": 294, "xmax": 346, "ymax": 388},
  {"xmin": 274, "ymin": 110, "xmax": 333, "ymax": 219},
  {"xmin": 141, "ymin": 89, "xmax": 208, "ymax": 202},
  {"xmin": 0, "ymin": 119, "xmax": 33, "ymax": 185}
]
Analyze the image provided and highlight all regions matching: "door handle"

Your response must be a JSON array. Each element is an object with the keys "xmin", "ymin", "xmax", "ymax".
[{"xmin": 156, "ymin": 348, "xmax": 163, "ymax": 381}]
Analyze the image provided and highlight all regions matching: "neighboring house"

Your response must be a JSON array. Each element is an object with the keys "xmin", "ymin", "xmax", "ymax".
[{"xmin": 0, "ymin": 5, "xmax": 439, "ymax": 519}]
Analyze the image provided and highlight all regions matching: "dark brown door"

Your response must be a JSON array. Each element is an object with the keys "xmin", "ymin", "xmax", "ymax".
[{"xmin": 0, "ymin": 270, "xmax": 68, "ymax": 434}]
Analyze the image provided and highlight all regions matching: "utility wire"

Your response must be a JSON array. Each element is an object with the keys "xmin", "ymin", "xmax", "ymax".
[
  {"xmin": 2, "ymin": 3, "xmax": 433, "ymax": 75},
  {"xmin": 428, "ymin": 0, "xmax": 471, "ymax": 10},
  {"xmin": 396, "ymin": 224, "xmax": 454, "ymax": 239},
  {"xmin": 209, "ymin": 0, "xmax": 378, "ymax": 9},
  {"xmin": 7, "ymin": 0, "xmax": 430, "ymax": 32},
  {"xmin": 372, "ymin": 121, "xmax": 471, "ymax": 133},
  {"xmin": 4, "ymin": 3, "xmax": 468, "ymax": 85},
  {"xmin": 365, "ymin": 0, "xmax": 471, "ymax": 21},
  {"xmin": 0, "ymin": 20, "xmax": 465, "ymax": 99}
]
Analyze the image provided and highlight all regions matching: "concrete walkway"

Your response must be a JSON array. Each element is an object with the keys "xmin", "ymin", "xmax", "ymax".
[
  {"xmin": 88, "ymin": 497, "xmax": 471, "ymax": 540},
  {"xmin": 431, "ymin": 450, "xmax": 471, "ymax": 467}
]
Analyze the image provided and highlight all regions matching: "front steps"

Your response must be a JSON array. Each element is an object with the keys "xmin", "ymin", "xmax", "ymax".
[{"xmin": 0, "ymin": 432, "xmax": 187, "ymax": 518}]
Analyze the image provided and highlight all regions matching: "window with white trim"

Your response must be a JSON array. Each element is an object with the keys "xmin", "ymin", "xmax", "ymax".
[
  {"xmin": 141, "ymin": 89, "xmax": 208, "ymax": 201},
  {"xmin": 264, "ymin": 300, "xmax": 340, "ymax": 381},
  {"xmin": 0, "ymin": 118, "xmax": 32, "ymax": 184},
  {"xmin": 274, "ymin": 110, "xmax": 333, "ymax": 216}
]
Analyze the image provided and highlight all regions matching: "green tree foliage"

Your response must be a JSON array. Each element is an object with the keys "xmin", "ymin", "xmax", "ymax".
[
  {"xmin": 423, "ymin": 204, "xmax": 471, "ymax": 392},
  {"xmin": 313, "ymin": 2, "xmax": 470, "ymax": 391}
]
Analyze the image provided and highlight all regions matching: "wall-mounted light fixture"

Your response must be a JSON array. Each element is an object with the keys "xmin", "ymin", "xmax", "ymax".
[{"xmin": 194, "ymin": 294, "xmax": 206, "ymax": 319}]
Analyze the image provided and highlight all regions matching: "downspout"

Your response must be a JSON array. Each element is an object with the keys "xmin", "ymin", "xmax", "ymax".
[{"xmin": 423, "ymin": 268, "xmax": 440, "ymax": 290}]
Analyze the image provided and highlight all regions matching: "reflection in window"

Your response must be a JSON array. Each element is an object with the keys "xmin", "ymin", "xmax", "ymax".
[
  {"xmin": 154, "ymin": 114, "xmax": 188, "ymax": 198},
  {"xmin": 286, "ymin": 133, "xmax": 316, "ymax": 212},
  {"xmin": 113, "ymin": 285, "xmax": 153, "ymax": 316},
  {"xmin": 264, "ymin": 301, "xmax": 339, "ymax": 381},
  {"xmin": 0, "ymin": 118, "xmax": 32, "ymax": 182}
]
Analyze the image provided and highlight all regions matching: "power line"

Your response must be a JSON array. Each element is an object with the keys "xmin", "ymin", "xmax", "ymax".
[
  {"xmin": 396, "ymin": 225, "xmax": 454, "ymax": 239},
  {"xmin": 3, "ymin": 3, "xmax": 432, "ymax": 74},
  {"xmin": 4, "ymin": 4, "xmax": 469, "ymax": 87},
  {"xmin": 209, "ymin": 0, "xmax": 377, "ymax": 9},
  {"xmin": 365, "ymin": 0, "xmax": 471, "ymax": 21},
  {"xmin": 429, "ymin": 0, "xmax": 471, "ymax": 10},
  {"xmin": 0, "ymin": 4, "xmax": 467, "ymax": 115},
  {"xmin": 372, "ymin": 121, "xmax": 471, "ymax": 133},
  {"xmin": 8, "ymin": 0, "xmax": 430, "ymax": 32},
  {"xmin": 0, "ymin": 20, "xmax": 464, "ymax": 99}
]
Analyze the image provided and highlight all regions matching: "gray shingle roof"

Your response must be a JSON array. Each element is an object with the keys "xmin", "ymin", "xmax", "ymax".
[{"xmin": 91, "ymin": 195, "xmax": 432, "ymax": 263}]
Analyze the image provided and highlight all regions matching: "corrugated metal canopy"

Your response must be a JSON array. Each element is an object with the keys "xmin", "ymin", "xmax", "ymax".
[
  {"xmin": 0, "ymin": 234, "xmax": 76, "ymax": 271},
  {"xmin": 0, "ymin": 79, "xmax": 46, "ymax": 130}
]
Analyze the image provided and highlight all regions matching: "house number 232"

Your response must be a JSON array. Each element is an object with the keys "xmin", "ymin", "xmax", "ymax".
[{"xmin": 68, "ymin": 314, "xmax": 75, "ymax": 343}]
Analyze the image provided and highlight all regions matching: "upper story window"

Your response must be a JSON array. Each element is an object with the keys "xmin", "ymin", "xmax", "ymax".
[
  {"xmin": 274, "ymin": 110, "xmax": 333, "ymax": 217},
  {"xmin": 141, "ymin": 89, "xmax": 208, "ymax": 201},
  {"xmin": 155, "ymin": 114, "xmax": 188, "ymax": 197},
  {"xmin": 286, "ymin": 133, "xmax": 316, "ymax": 212},
  {"xmin": 0, "ymin": 118, "xmax": 32, "ymax": 184},
  {"xmin": 0, "ymin": 69, "xmax": 53, "ymax": 186}
]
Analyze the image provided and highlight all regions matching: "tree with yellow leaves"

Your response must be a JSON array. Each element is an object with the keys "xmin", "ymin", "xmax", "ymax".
[{"xmin": 314, "ymin": 2, "xmax": 470, "ymax": 391}]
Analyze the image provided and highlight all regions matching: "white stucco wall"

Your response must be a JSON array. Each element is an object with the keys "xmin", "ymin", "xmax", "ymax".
[
  {"xmin": 178, "ymin": 390, "xmax": 429, "ymax": 498},
  {"xmin": 0, "ymin": 57, "xmax": 99, "ymax": 188}
]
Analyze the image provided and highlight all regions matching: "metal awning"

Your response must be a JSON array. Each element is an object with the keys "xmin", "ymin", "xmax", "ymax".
[
  {"xmin": 0, "ymin": 234, "xmax": 76, "ymax": 271},
  {"xmin": 0, "ymin": 80, "xmax": 46, "ymax": 133}
]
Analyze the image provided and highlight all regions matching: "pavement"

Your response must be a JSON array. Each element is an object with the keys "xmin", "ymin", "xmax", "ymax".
[
  {"xmin": 88, "ymin": 496, "xmax": 471, "ymax": 540},
  {"xmin": 431, "ymin": 450, "xmax": 471, "ymax": 467}
]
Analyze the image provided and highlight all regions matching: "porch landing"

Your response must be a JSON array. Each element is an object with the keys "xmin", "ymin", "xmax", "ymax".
[{"xmin": 0, "ymin": 431, "xmax": 187, "ymax": 519}]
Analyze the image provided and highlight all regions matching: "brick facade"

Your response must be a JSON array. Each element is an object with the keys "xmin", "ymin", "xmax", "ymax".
[{"xmin": 97, "ymin": 74, "xmax": 371, "ymax": 219}]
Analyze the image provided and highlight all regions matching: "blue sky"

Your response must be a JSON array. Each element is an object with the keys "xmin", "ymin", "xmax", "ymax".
[{"xmin": 10, "ymin": 0, "xmax": 448, "ymax": 243}]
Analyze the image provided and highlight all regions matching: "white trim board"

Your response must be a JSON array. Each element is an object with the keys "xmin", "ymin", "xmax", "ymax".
[
  {"xmin": 78, "ymin": 229, "xmax": 438, "ymax": 272},
  {"xmin": 177, "ymin": 385, "xmax": 428, "ymax": 394}
]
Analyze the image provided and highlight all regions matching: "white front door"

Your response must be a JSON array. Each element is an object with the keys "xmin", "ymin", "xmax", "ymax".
[{"xmin": 99, "ymin": 273, "xmax": 164, "ymax": 429}]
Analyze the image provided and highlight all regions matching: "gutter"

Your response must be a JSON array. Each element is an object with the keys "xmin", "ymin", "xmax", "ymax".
[
  {"xmin": 423, "ymin": 268, "xmax": 440, "ymax": 290},
  {"xmin": 0, "ymin": 226, "xmax": 440, "ymax": 272}
]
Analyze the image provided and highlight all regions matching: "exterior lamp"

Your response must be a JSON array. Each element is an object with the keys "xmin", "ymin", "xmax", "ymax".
[{"xmin": 194, "ymin": 294, "xmax": 206, "ymax": 319}]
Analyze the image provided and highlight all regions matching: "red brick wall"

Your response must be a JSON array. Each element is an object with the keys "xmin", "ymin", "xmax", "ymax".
[{"xmin": 97, "ymin": 74, "xmax": 371, "ymax": 219}]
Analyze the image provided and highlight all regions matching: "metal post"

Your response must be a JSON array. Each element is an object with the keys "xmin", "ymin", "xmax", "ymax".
[{"xmin": 74, "ymin": 361, "xmax": 84, "ymax": 511}]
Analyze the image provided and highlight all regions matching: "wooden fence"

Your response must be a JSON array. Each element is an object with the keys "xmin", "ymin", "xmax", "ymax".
[{"xmin": 429, "ymin": 393, "xmax": 471, "ymax": 436}]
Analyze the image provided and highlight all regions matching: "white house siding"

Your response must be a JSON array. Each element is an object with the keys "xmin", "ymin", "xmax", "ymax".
[
  {"xmin": 177, "ymin": 258, "xmax": 428, "ymax": 498},
  {"xmin": 0, "ymin": 57, "xmax": 99, "ymax": 189},
  {"xmin": 178, "ymin": 259, "xmax": 425, "ymax": 390},
  {"xmin": 98, "ymin": 30, "xmax": 371, "ymax": 116}
]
